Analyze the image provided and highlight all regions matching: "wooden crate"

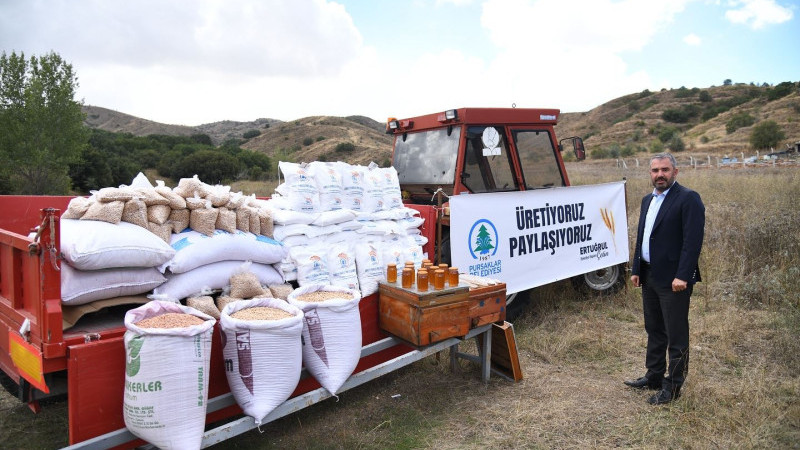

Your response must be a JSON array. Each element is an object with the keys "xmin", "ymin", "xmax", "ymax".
[
  {"xmin": 378, "ymin": 283, "xmax": 470, "ymax": 346},
  {"xmin": 468, "ymin": 283, "xmax": 507, "ymax": 328}
]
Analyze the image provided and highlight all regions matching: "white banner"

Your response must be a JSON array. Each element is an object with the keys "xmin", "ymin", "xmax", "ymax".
[{"xmin": 450, "ymin": 181, "xmax": 628, "ymax": 294}]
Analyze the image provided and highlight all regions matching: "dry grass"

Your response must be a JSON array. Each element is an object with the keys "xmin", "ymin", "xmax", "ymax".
[{"xmin": 1, "ymin": 163, "xmax": 798, "ymax": 449}]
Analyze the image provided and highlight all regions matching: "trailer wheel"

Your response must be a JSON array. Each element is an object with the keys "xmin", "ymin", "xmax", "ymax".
[{"xmin": 573, "ymin": 264, "xmax": 625, "ymax": 295}]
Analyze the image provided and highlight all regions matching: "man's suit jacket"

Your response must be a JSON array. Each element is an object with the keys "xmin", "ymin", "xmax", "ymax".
[{"xmin": 632, "ymin": 182, "xmax": 705, "ymax": 288}]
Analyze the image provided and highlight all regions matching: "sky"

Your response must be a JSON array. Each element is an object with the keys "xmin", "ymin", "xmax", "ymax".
[{"xmin": 1, "ymin": 0, "xmax": 798, "ymax": 126}]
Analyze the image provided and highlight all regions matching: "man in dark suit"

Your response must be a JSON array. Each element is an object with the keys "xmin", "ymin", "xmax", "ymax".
[{"xmin": 625, "ymin": 152, "xmax": 705, "ymax": 405}]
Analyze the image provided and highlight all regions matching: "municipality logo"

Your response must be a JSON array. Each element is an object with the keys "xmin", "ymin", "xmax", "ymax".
[{"xmin": 468, "ymin": 219, "xmax": 499, "ymax": 259}]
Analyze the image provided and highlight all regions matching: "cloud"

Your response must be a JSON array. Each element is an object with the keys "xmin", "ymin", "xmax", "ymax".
[
  {"xmin": 475, "ymin": 0, "xmax": 694, "ymax": 112},
  {"xmin": 0, "ymin": 0, "xmax": 362, "ymax": 78},
  {"xmin": 683, "ymin": 33, "xmax": 702, "ymax": 45},
  {"xmin": 724, "ymin": 0, "xmax": 794, "ymax": 29}
]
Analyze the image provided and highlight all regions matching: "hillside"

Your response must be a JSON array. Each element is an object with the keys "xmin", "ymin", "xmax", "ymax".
[
  {"xmin": 83, "ymin": 82, "xmax": 799, "ymax": 165},
  {"xmin": 556, "ymin": 83, "xmax": 800, "ymax": 157}
]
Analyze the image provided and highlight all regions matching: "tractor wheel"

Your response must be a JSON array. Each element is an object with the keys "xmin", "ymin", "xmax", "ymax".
[{"xmin": 572, "ymin": 263, "xmax": 626, "ymax": 296}]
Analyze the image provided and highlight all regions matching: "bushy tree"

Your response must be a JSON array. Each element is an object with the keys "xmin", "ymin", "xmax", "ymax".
[
  {"xmin": 175, "ymin": 150, "xmax": 241, "ymax": 183},
  {"xmin": 726, "ymin": 112, "xmax": 755, "ymax": 134},
  {"xmin": 243, "ymin": 129, "xmax": 261, "ymax": 139},
  {"xmin": 335, "ymin": 142, "xmax": 355, "ymax": 153},
  {"xmin": 749, "ymin": 121, "xmax": 785, "ymax": 149},
  {"xmin": 0, "ymin": 51, "xmax": 88, "ymax": 194}
]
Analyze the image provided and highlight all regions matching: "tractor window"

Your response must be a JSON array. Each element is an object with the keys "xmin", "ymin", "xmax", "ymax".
[
  {"xmin": 393, "ymin": 127, "xmax": 460, "ymax": 184},
  {"xmin": 461, "ymin": 126, "xmax": 517, "ymax": 193},
  {"xmin": 512, "ymin": 129, "xmax": 565, "ymax": 188}
]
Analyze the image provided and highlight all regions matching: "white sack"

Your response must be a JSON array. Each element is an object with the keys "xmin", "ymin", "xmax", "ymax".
[
  {"xmin": 220, "ymin": 298, "xmax": 304, "ymax": 425},
  {"xmin": 61, "ymin": 219, "xmax": 175, "ymax": 270},
  {"xmin": 279, "ymin": 161, "xmax": 321, "ymax": 213},
  {"xmin": 123, "ymin": 301, "xmax": 215, "ymax": 450},
  {"xmin": 153, "ymin": 261, "xmax": 284, "ymax": 301},
  {"xmin": 160, "ymin": 229, "xmax": 288, "ymax": 274},
  {"xmin": 287, "ymin": 285, "xmax": 362, "ymax": 395},
  {"xmin": 61, "ymin": 264, "xmax": 166, "ymax": 306},
  {"xmin": 338, "ymin": 162, "xmax": 364, "ymax": 211},
  {"xmin": 354, "ymin": 242, "xmax": 385, "ymax": 296},
  {"xmin": 289, "ymin": 244, "xmax": 332, "ymax": 286},
  {"xmin": 379, "ymin": 166, "xmax": 403, "ymax": 210},
  {"xmin": 326, "ymin": 241, "xmax": 360, "ymax": 292},
  {"xmin": 310, "ymin": 161, "xmax": 344, "ymax": 211}
]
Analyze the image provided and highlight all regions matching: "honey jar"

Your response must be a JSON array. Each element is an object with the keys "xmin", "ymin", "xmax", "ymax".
[
  {"xmin": 433, "ymin": 269, "xmax": 445, "ymax": 290},
  {"xmin": 386, "ymin": 264, "xmax": 397, "ymax": 283},
  {"xmin": 417, "ymin": 269, "xmax": 429, "ymax": 291},
  {"xmin": 448, "ymin": 267, "xmax": 459, "ymax": 286},
  {"xmin": 401, "ymin": 268, "xmax": 413, "ymax": 288}
]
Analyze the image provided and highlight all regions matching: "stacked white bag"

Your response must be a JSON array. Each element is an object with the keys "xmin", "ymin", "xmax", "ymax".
[
  {"xmin": 153, "ymin": 229, "xmax": 287, "ymax": 301},
  {"xmin": 60, "ymin": 219, "xmax": 173, "ymax": 305},
  {"xmin": 219, "ymin": 298, "xmax": 304, "ymax": 425},
  {"xmin": 287, "ymin": 285, "xmax": 362, "ymax": 395},
  {"xmin": 269, "ymin": 161, "xmax": 426, "ymax": 296},
  {"xmin": 123, "ymin": 301, "xmax": 215, "ymax": 450}
]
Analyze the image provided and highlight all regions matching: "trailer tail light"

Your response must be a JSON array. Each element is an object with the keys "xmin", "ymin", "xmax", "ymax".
[{"xmin": 438, "ymin": 109, "xmax": 458, "ymax": 122}]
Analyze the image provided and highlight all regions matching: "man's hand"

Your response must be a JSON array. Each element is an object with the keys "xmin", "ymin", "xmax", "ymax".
[
  {"xmin": 672, "ymin": 278, "xmax": 688, "ymax": 292},
  {"xmin": 631, "ymin": 275, "xmax": 640, "ymax": 288}
]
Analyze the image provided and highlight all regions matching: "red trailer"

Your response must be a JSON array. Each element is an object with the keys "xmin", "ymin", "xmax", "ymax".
[{"xmin": 0, "ymin": 195, "xmax": 498, "ymax": 448}]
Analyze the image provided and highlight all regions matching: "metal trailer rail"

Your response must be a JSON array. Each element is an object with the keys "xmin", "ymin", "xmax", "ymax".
[{"xmin": 63, "ymin": 324, "xmax": 493, "ymax": 450}]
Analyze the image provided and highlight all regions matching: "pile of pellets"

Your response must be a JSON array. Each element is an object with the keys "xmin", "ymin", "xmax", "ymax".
[
  {"xmin": 135, "ymin": 312, "xmax": 205, "ymax": 329},
  {"xmin": 230, "ymin": 306, "xmax": 293, "ymax": 321},
  {"xmin": 61, "ymin": 175, "xmax": 274, "ymax": 242},
  {"xmin": 294, "ymin": 291, "xmax": 351, "ymax": 302}
]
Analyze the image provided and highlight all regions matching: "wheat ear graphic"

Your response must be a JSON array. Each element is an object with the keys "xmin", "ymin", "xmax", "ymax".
[{"xmin": 600, "ymin": 208, "xmax": 617, "ymax": 254}]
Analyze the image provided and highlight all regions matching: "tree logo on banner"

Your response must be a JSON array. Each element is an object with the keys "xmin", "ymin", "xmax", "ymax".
[{"xmin": 468, "ymin": 219, "xmax": 499, "ymax": 259}]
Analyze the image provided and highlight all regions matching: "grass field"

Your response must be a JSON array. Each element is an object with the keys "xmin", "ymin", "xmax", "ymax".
[{"xmin": 1, "ymin": 160, "xmax": 798, "ymax": 449}]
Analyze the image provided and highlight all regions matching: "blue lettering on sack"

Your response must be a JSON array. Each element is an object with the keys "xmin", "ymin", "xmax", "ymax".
[{"xmin": 172, "ymin": 237, "xmax": 193, "ymax": 251}]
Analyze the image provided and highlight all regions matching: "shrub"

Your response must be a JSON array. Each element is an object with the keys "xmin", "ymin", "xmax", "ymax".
[
  {"xmin": 766, "ymin": 81, "xmax": 796, "ymax": 101},
  {"xmin": 335, "ymin": 142, "xmax": 355, "ymax": 153},
  {"xmin": 638, "ymin": 89, "xmax": 652, "ymax": 98},
  {"xmin": 620, "ymin": 144, "xmax": 636, "ymax": 157},
  {"xmin": 674, "ymin": 86, "xmax": 693, "ymax": 98},
  {"xmin": 668, "ymin": 135, "xmax": 685, "ymax": 152},
  {"xmin": 590, "ymin": 148, "xmax": 610, "ymax": 159},
  {"xmin": 302, "ymin": 137, "xmax": 313, "ymax": 146},
  {"xmin": 650, "ymin": 140, "xmax": 664, "ymax": 153},
  {"xmin": 726, "ymin": 112, "xmax": 755, "ymax": 134},
  {"xmin": 243, "ymin": 129, "xmax": 261, "ymax": 139},
  {"xmin": 316, "ymin": 136, "xmax": 325, "ymax": 141},
  {"xmin": 749, "ymin": 120, "xmax": 785, "ymax": 149},
  {"xmin": 699, "ymin": 91, "xmax": 712, "ymax": 102}
]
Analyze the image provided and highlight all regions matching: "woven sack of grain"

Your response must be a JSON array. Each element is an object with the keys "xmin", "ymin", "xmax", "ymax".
[
  {"xmin": 153, "ymin": 260, "xmax": 284, "ymax": 301},
  {"xmin": 287, "ymin": 285, "xmax": 361, "ymax": 395},
  {"xmin": 220, "ymin": 298, "xmax": 303, "ymax": 425},
  {"xmin": 160, "ymin": 229, "xmax": 287, "ymax": 274},
  {"xmin": 123, "ymin": 301, "xmax": 215, "ymax": 450},
  {"xmin": 325, "ymin": 241, "xmax": 360, "ymax": 293},
  {"xmin": 61, "ymin": 219, "xmax": 175, "ymax": 270},
  {"xmin": 309, "ymin": 161, "xmax": 343, "ymax": 212},
  {"xmin": 354, "ymin": 241, "xmax": 385, "ymax": 297},
  {"xmin": 278, "ymin": 161, "xmax": 321, "ymax": 214}
]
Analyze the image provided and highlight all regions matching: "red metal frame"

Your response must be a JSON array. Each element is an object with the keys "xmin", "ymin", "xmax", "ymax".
[{"xmin": 0, "ymin": 195, "xmax": 437, "ymax": 447}]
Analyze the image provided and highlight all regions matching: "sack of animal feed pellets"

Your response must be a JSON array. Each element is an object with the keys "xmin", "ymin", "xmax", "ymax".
[
  {"xmin": 220, "ymin": 298, "xmax": 304, "ymax": 425},
  {"xmin": 279, "ymin": 161, "xmax": 320, "ymax": 214},
  {"xmin": 354, "ymin": 241, "xmax": 385, "ymax": 296},
  {"xmin": 123, "ymin": 301, "xmax": 215, "ymax": 450},
  {"xmin": 287, "ymin": 285, "xmax": 361, "ymax": 395}
]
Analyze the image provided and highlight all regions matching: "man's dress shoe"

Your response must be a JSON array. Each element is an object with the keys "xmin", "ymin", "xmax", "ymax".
[
  {"xmin": 623, "ymin": 376, "xmax": 662, "ymax": 390},
  {"xmin": 648, "ymin": 386, "xmax": 681, "ymax": 405}
]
